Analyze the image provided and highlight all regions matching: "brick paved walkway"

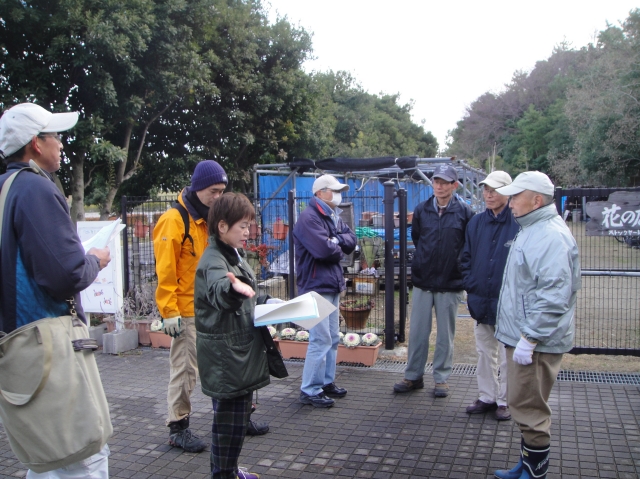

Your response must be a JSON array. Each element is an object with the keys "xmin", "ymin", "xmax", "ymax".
[{"xmin": 0, "ymin": 349, "xmax": 638, "ymax": 478}]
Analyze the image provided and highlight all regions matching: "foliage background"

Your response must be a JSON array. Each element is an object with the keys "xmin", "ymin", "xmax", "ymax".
[
  {"xmin": 0, "ymin": 0, "xmax": 436, "ymax": 220},
  {"xmin": 446, "ymin": 9, "xmax": 640, "ymax": 187}
]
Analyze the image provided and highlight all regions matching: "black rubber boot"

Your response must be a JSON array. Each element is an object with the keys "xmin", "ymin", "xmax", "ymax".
[
  {"xmin": 521, "ymin": 442, "xmax": 549, "ymax": 479},
  {"xmin": 169, "ymin": 416, "xmax": 207, "ymax": 453}
]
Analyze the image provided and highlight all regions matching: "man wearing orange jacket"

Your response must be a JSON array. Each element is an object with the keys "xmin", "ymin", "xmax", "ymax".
[{"xmin": 153, "ymin": 160, "xmax": 230, "ymax": 452}]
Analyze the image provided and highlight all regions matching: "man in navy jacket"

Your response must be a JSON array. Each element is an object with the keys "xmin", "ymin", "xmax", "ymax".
[
  {"xmin": 0, "ymin": 103, "xmax": 111, "ymax": 477},
  {"xmin": 293, "ymin": 175, "xmax": 356, "ymax": 408},
  {"xmin": 394, "ymin": 164, "xmax": 474, "ymax": 398},
  {"xmin": 460, "ymin": 171, "xmax": 519, "ymax": 421}
]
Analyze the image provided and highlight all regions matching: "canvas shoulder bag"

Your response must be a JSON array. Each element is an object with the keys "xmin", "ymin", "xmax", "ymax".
[{"xmin": 0, "ymin": 167, "xmax": 113, "ymax": 473}]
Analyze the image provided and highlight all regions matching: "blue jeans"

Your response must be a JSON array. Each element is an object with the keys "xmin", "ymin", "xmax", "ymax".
[{"xmin": 301, "ymin": 292, "xmax": 340, "ymax": 396}]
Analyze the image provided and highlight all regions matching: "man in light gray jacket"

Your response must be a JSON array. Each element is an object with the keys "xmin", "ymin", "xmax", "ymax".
[{"xmin": 493, "ymin": 171, "xmax": 581, "ymax": 479}]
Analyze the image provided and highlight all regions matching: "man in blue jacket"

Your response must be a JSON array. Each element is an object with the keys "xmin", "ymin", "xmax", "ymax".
[
  {"xmin": 461, "ymin": 171, "xmax": 519, "ymax": 421},
  {"xmin": 394, "ymin": 164, "xmax": 474, "ymax": 398},
  {"xmin": 0, "ymin": 103, "xmax": 111, "ymax": 477},
  {"xmin": 293, "ymin": 174, "xmax": 356, "ymax": 408}
]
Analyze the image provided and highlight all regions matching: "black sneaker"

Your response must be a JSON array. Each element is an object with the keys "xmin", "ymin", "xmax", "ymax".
[
  {"xmin": 322, "ymin": 382, "xmax": 347, "ymax": 398},
  {"xmin": 246, "ymin": 419, "xmax": 269, "ymax": 436},
  {"xmin": 299, "ymin": 391, "xmax": 335, "ymax": 408},
  {"xmin": 466, "ymin": 399, "xmax": 498, "ymax": 414},
  {"xmin": 393, "ymin": 377, "xmax": 424, "ymax": 393},
  {"xmin": 169, "ymin": 427, "xmax": 207, "ymax": 453}
]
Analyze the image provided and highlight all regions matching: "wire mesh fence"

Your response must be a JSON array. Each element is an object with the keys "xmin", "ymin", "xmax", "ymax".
[
  {"xmin": 120, "ymin": 186, "xmax": 640, "ymax": 355},
  {"xmin": 559, "ymin": 187, "xmax": 640, "ymax": 355}
]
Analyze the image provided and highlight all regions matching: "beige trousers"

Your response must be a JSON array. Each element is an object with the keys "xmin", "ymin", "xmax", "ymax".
[
  {"xmin": 506, "ymin": 346, "xmax": 563, "ymax": 447},
  {"xmin": 166, "ymin": 315, "xmax": 198, "ymax": 425}
]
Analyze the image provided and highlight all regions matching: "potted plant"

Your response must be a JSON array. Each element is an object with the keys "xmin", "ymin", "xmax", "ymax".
[
  {"xmin": 245, "ymin": 243, "xmax": 273, "ymax": 275},
  {"xmin": 337, "ymin": 332, "xmax": 383, "ymax": 366},
  {"xmin": 273, "ymin": 327, "xmax": 309, "ymax": 359},
  {"xmin": 339, "ymin": 296, "xmax": 375, "ymax": 330}
]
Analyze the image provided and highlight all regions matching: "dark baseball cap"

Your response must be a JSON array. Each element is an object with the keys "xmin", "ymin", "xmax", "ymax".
[{"xmin": 432, "ymin": 164, "xmax": 458, "ymax": 182}]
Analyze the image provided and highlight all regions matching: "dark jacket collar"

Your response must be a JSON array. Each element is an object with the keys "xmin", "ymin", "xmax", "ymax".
[{"xmin": 213, "ymin": 236, "xmax": 244, "ymax": 266}]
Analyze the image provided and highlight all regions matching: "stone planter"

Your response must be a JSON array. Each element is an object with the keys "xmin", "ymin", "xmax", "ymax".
[
  {"xmin": 89, "ymin": 323, "xmax": 108, "ymax": 347},
  {"xmin": 105, "ymin": 318, "xmax": 153, "ymax": 346},
  {"xmin": 149, "ymin": 331, "xmax": 173, "ymax": 349},
  {"xmin": 274, "ymin": 339, "xmax": 308, "ymax": 359},
  {"xmin": 337, "ymin": 342, "xmax": 382, "ymax": 366}
]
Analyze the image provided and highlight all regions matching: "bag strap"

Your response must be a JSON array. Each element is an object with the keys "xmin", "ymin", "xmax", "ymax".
[
  {"xmin": 0, "ymin": 167, "xmax": 36, "ymax": 250},
  {"xmin": 172, "ymin": 200, "xmax": 195, "ymax": 256},
  {"xmin": 0, "ymin": 321, "xmax": 54, "ymax": 406}
]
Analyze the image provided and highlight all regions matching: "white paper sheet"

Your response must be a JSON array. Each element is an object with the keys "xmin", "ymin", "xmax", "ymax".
[
  {"xmin": 81, "ymin": 218, "xmax": 125, "ymax": 252},
  {"xmin": 254, "ymin": 291, "xmax": 337, "ymax": 329}
]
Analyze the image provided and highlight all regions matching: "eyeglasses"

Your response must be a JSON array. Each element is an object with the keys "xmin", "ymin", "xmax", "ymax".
[
  {"xmin": 37, "ymin": 133, "xmax": 62, "ymax": 142},
  {"xmin": 483, "ymin": 187, "xmax": 499, "ymax": 196}
]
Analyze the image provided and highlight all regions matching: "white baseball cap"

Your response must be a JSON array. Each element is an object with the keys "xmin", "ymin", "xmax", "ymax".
[
  {"xmin": 495, "ymin": 171, "xmax": 555, "ymax": 196},
  {"xmin": 0, "ymin": 103, "xmax": 79, "ymax": 157},
  {"xmin": 479, "ymin": 171, "xmax": 512, "ymax": 189},
  {"xmin": 312, "ymin": 174, "xmax": 350, "ymax": 194}
]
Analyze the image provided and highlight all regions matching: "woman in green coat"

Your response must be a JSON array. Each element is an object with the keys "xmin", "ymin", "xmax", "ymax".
[{"xmin": 194, "ymin": 193, "xmax": 269, "ymax": 479}]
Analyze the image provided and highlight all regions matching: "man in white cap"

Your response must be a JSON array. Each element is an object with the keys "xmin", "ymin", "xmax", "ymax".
[
  {"xmin": 394, "ymin": 164, "xmax": 474, "ymax": 398},
  {"xmin": 293, "ymin": 174, "xmax": 356, "ymax": 408},
  {"xmin": 493, "ymin": 171, "xmax": 580, "ymax": 479},
  {"xmin": 461, "ymin": 171, "xmax": 519, "ymax": 421},
  {"xmin": 0, "ymin": 103, "xmax": 112, "ymax": 477}
]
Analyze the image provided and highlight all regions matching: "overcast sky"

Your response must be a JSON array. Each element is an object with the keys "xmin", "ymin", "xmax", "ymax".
[{"xmin": 267, "ymin": 0, "xmax": 639, "ymax": 151}]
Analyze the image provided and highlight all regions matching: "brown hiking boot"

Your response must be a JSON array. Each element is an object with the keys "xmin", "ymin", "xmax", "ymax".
[{"xmin": 434, "ymin": 383, "xmax": 449, "ymax": 397}]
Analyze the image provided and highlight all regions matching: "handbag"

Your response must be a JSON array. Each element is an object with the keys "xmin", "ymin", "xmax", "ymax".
[
  {"xmin": 0, "ymin": 167, "xmax": 112, "ymax": 473},
  {"xmin": 258, "ymin": 326, "xmax": 288, "ymax": 379}
]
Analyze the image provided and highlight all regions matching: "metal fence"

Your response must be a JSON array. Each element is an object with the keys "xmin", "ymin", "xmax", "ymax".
[
  {"xmin": 121, "ymin": 191, "xmax": 395, "ymax": 337},
  {"xmin": 121, "ymin": 185, "xmax": 640, "ymax": 356},
  {"xmin": 556, "ymin": 187, "xmax": 640, "ymax": 356}
]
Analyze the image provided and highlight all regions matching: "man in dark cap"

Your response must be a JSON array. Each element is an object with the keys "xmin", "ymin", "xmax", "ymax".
[
  {"xmin": 153, "ymin": 160, "xmax": 269, "ymax": 452},
  {"xmin": 393, "ymin": 164, "xmax": 474, "ymax": 398}
]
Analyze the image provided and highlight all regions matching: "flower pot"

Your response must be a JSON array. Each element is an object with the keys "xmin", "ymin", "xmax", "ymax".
[
  {"xmin": 272, "ymin": 221, "xmax": 289, "ymax": 240},
  {"xmin": 274, "ymin": 339, "xmax": 308, "ymax": 359},
  {"xmin": 337, "ymin": 342, "xmax": 382, "ymax": 366},
  {"xmin": 134, "ymin": 221, "xmax": 149, "ymax": 238},
  {"xmin": 249, "ymin": 223, "xmax": 261, "ymax": 240},
  {"xmin": 339, "ymin": 298, "xmax": 375, "ymax": 330},
  {"xmin": 149, "ymin": 331, "xmax": 173, "ymax": 349}
]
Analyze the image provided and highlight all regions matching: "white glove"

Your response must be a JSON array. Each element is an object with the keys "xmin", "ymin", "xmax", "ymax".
[
  {"xmin": 150, "ymin": 319, "xmax": 163, "ymax": 332},
  {"xmin": 266, "ymin": 298, "xmax": 285, "ymax": 304},
  {"xmin": 513, "ymin": 336, "xmax": 537, "ymax": 365},
  {"xmin": 329, "ymin": 237, "xmax": 339, "ymax": 244},
  {"xmin": 162, "ymin": 316, "xmax": 182, "ymax": 338}
]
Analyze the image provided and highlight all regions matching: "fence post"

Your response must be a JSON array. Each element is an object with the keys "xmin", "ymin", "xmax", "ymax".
[
  {"xmin": 121, "ymin": 195, "xmax": 130, "ymax": 294},
  {"xmin": 287, "ymin": 190, "xmax": 296, "ymax": 299},
  {"xmin": 555, "ymin": 186, "xmax": 563, "ymax": 215},
  {"xmin": 397, "ymin": 188, "xmax": 407, "ymax": 343},
  {"xmin": 383, "ymin": 181, "xmax": 396, "ymax": 350}
]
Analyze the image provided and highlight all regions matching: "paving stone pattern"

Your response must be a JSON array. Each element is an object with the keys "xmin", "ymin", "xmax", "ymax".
[{"xmin": 0, "ymin": 349, "xmax": 638, "ymax": 478}]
